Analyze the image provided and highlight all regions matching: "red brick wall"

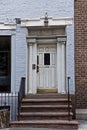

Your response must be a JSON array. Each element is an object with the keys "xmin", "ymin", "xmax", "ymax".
[{"xmin": 75, "ymin": 0, "xmax": 87, "ymax": 108}]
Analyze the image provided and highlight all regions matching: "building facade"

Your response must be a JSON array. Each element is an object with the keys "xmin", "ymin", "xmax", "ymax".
[
  {"xmin": 0, "ymin": 1, "xmax": 79, "ymax": 121},
  {"xmin": 75, "ymin": 0, "xmax": 87, "ymax": 118},
  {"xmin": 0, "ymin": 0, "xmax": 87, "ymax": 122},
  {"xmin": 0, "ymin": 0, "xmax": 74, "ymax": 94}
]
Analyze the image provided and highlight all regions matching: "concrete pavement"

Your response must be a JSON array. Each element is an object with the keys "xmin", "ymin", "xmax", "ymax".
[
  {"xmin": 0, "ymin": 120, "xmax": 87, "ymax": 130},
  {"xmin": 78, "ymin": 120, "xmax": 87, "ymax": 130}
]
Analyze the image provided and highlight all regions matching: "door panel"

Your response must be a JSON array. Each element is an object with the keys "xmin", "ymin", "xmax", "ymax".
[{"xmin": 37, "ymin": 45, "xmax": 57, "ymax": 89}]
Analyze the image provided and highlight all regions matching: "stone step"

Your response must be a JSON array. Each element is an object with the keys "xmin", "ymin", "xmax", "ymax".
[
  {"xmin": 21, "ymin": 98, "xmax": 71, "ymax": 105},
  {"xmin": 14, "ymin": 94, "xmax": 77, "ymax": 129},
  {"xmin": 20, "ymin": 104, "xmax": 72, "ymax": 112},
  {"xmin": 10, "ymin": 120, "xmax": 78, "ymax": 129},
  {"xmin": 25, "ymin": 94, "xmax": 70, "ymax": 99},
  {"xmin": 19, "ymin": 112, "xmax": 73, "ymax": 120}
]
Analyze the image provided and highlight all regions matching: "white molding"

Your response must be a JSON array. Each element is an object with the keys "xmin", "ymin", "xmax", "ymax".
[
  {"xmin": 21, "ymin": 17, "xmax": 73, "ymax": 27},
  {"xmin": 57, "ymin": 37, "xmax": 67, "ymax": 42},
  {"xmin": 28, "ymin": 44, "xmax": 33, "ymax": 93},
  {"xmin": 32, "ymin": 43, "xmax": 37, "ymax": 94},
  {"xmin": 11, "ymin": 34, "xmax": 16, "ymax": 92},
  {"xmin": 0, "ymin": 23, "xmax": 16, "ymax": 30},
  {"xmin": 27, "ymin": 38, "xmax": 36, "ymax": 44},
  {"xmin": 26, "ymin": 45, "xmax": 29, "ymax": 94},
  {"xmin": 61, "ymin": 43, "xmax": 66, "ymax": 93},
  {"xmin": 37, "ymin": 39, "xmax": 56, "ymax": 44},
  {"xmin": 27, "ymin": 40, "xmax": 37, "ymax": 94},
  {"xmin": 57, "ymin": 39, "xmax": 66, "ymax": 93},
  {"xmin": 27, "ymin": 35, "xmax": 66, "ymax": 94},
  {"xmin": 57, "ymin": 42, "xmax": 62, "ymax": 93},
  {"xmin": 27, "ymin": 36, "xmax": 66, "ymax": 44}
]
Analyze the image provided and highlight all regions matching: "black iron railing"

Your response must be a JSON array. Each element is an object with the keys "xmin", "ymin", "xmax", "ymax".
[
  {"xmin": 67, "ymin": 76, "xmax": 71, "ymax": 121},
  {"xmin": 0, "ymin": 92, "xmax": 18, "ymax": 121},
  {"xmin": 18, "ymin": 77, "xmax": 25, "ymax": 120},
  {"xmin": 0, "ymin": 77, "xmax": 25, "ymax": 121}
]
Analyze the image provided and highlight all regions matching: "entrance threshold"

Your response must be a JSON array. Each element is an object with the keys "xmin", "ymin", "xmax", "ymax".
[{"xmin": 37, "ymin": 88, "xmax": 58, "ymax": 93}]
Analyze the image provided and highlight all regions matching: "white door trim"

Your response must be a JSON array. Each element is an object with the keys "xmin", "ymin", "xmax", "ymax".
[
  {"xmin": 26, "ymin": 36, "xmax": 66, "ymax": 94},
  {"xmin": 26, "ymin": 38, "xmax": 37, "ymax": 94},
  {"xmin": 57, "ymin": 37, "xmax": 66, "ymax": 93}
]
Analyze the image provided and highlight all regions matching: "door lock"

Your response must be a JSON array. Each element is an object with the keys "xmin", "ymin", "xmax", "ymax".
[
  {"xmin": 37, "ymin": 55, "xmax": 39, "ymax": 73},
  {"xmin": 37, "ymin": 65, "xmax": 39, "ymax": 73}
]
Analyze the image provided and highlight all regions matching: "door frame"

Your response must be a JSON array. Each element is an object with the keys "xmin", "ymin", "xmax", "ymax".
[{"xmin": 26, "ymin": 36, "xmax": 66, "ymax": 94}]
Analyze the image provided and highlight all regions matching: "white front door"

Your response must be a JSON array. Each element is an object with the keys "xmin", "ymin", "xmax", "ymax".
[{"xmin": 37, "ymin": 44, "xmax": 57, "ymax": 89}]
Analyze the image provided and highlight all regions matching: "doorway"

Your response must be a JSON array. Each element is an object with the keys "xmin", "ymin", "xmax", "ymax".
[{"xmin": 37, "ymin": 44, "xmax": 57, "ymax": 92}]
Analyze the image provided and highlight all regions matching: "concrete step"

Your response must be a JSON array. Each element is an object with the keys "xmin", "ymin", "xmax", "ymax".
[
  {"xmin": 20, "ymin": 104, "xmax": 72, "ymax": 112},
  {"xmin": 25, "ymin": 94, "xmax": 70, "ymax": 99},
  {"xmin": 10, "ymin": 120, "xmax": 78, "ymax": 129},
  {"xmin": 14, "ymin": 94, "xmax": 77, "ymax": 129},
  {"xmin": 19, "ymin": 112, "xmax": 73, "ymax": 120},
  {"xmin": 21, "ymin": 98, "xmax": 71, "ymax": 105}
]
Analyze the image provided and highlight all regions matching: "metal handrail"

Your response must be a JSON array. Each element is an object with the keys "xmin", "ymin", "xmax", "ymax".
[
  {"xmin": 0, "ymin": 77, "xmax": 25, "ymax": 121},
  {"xmin": 18, "ymin": 77, "xmax": 25, "ymax": 120},
  {"xmin": 67, "ymin": 76, "xmax": 71, "ymax": 121}
]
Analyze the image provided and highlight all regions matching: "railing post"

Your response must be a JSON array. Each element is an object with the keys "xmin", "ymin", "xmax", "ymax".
[
  {"xmin": 67, "ymin": 76, "xmax": 70, "ymax": 121},
  {"xmin": 17, "ymin": 77, "xmax": 25, "ymax": 121},
  {"xmin": 18, "ymin": 92, "xmax": 20, "ymax": 121}
]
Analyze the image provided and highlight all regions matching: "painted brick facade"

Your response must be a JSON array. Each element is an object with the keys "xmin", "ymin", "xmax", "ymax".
[
  {"xmin": 75, "ymin": 0, "xmax": 87, "ymax": 108},
  {"xmin": 0, "ymin": 0, "xmax": 73, "ymax": 20},
  {"xmin": 0, "ymin": 0, "xmax": 74, "ymax": 93}
]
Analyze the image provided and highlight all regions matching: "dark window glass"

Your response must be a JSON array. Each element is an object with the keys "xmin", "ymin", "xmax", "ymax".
[
  {"xmin": 44, "ymin": 53, "xmax": 50, "ymax": 65},
  {"xmin": 0, "ymin": 52, "xmax": 8, "ymax": 76},
  {"xmin": 0, "ymin": 36, "xmax": 11, "ymax": 92}
]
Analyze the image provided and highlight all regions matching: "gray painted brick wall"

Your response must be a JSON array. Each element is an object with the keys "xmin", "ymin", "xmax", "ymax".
[
  {"xmin": 0, "ymin": 0, "xmax": 74, "ymax": 93},
  {"xmin": 0, "ymin": 0, "xmax": 73, "ymax": 20}
]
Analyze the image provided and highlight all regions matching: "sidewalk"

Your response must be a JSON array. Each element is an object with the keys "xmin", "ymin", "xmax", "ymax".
[
  {"xmin": 0, "ymin": 120, "xmax": 87, "ymax": 130},
  {"xmin": 78, "ymin": 120, "xmax": 87, "ymax": 130}
]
